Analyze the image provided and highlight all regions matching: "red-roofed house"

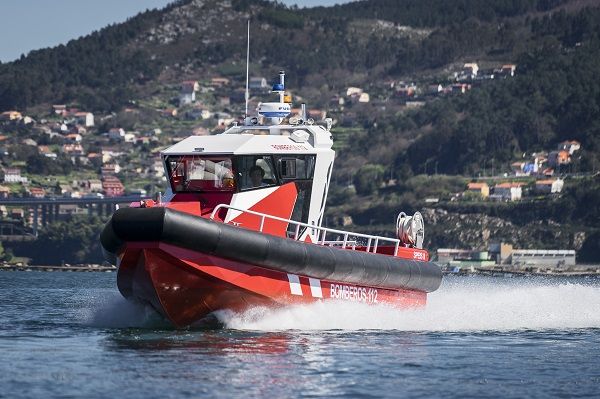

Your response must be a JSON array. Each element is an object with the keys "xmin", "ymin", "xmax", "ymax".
[
  {"xmin": 62, "ymin": 144, "xmax": 85, "ymax": 156},
  {"xmin": 549, "ymin": 150, "xmax": 570, "ymax": 167},
  {"xmin": 28, "ymin": 187, "xmax": 46, "ymax": 198},
  {"xmin": 102, "ymin": 177, "xmax": 125, "ymax": 197},
  {"xmin": 467, "ymin": 182, "xmax": 490, "ymax": 198}
]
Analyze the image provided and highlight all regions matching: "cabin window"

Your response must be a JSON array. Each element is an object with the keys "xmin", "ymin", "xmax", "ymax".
[
  {"xmin": 279, "ymin": 158, "xmax": 296, "ymax": 179},
  {"xmin": 234, "ymin": 155, "xmax": 278, "ymax": 191},
  {"xmin": 275, "ymin": 155, "xmax": 316, "ymax": 180},
  {"xmin": 165, "ymin": 155, "xmax": 235, "ymax": 192}
]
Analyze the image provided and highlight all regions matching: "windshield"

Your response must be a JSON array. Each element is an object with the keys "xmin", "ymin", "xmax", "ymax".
[{"xmin": 166, "ymin": 155, "xmax": 235, "ymax": 192}]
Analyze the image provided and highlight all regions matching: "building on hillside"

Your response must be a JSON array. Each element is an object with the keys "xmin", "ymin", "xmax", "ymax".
[
  {"xmin": 0, "ymin": 111, "xmax": 22, "ymax": 121},
  {"xmin": 346, "ymin": 87, "xmax": 363, "ymax": 97},
  {"xmin": 451, "ymin": 83, "xmax": 470, "ymax": 94},
  {"xmin": 108, "ymin": 128, "xmax": 126, "ymax": 140},
  {"xmin": 249, "ymin": 77, "xmax": 268, "ymax": 90},
  {"xmin": 10, "ymin": 208, "xmax": 24, "ymax": 220},
  {"xmin": 428, "ymin": 84, "xmax": 443, "ymax": 94},
  {"xmin": 179, "ymin": 80, "xmax": 199, "ymax": 105},
  {"xmin": 52, "ymin": 105, "xmax": 67, "ymax": 115},
  {"xmin": 101, "ymin": 147, "xmax": 123, "ymax": 163},
  {"xmin": 2, "ymin": 168, "xmax": 27, "ymax": 184},
  {"xmin": 57, "ymin": 204, "xmax": 87, "ymax": 217},
  {"xmin": 535, "ymin": 178, "xmax": 564, "ymax": 194},
  {"xmin": 492, "ymin": 182, "xmax": 522, "ymax": 201},
  {"xmin": 152, "ymin": 159, "xmax": 165, "ymax": 178},
  {"xmin": 102, "ymin": 177, "xmax": 125, "ymax": 197},
  {"xmin": 463, "ymin": 63, "xmax": 479, "ymax": 77},
  {"xmin": 22, "ymin": 138, "xmax": 37, "ymax": 147},
  {"xmin": 74, "ymin": 112, "xmax": 94, "ymax": 127},
  {"xmin": 28, "ymin": 187, "xmax": 45, "ymax": 198},
  {"xmin": 558, "ymin": 140, "xmax": 581, "ymax": 155},
  {"xmin": 62, "ymin": 144, "xmax": 85, "ymax": 156},
  {"xmin": 499, "ymin": 64, "xmax": 517, "ymax": 77},
  {"xmin": 101, "ymin": 164, "xmax": 121, "ymax": 176},
  {"xmin": 511, "ymin": 162, "xmax": 526, "ymax": 176},
  {"xmin": 65, "ymin": 133, "xmax": 82, "ymax": 143},
  {"xmin": 210, "ymin": 77, "xmax": 230, "ymax": 87},
  {"xmin": 162, "ymin": 108, "xmax": 178, "ymax": 118},
  {"xmin": 358, "ymin": 92, "xmax": 370, "ymax": 103},
  {"xmin": 396, "ymin": 83, "xmax": 417, "ymax": 97},
  {"xmin": 548, "ymin": 150, "xmax": 570, "ymax": 167},
  {"xmin": 466, "ymin": 182, "xmax": 490, "ymax": 198},
  {"xmin": 86, "ymin": 179, "xmax": 103, "ymax": 192}
]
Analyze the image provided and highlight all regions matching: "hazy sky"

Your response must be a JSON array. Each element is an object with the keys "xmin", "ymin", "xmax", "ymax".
[{"xmin": 0, "ymin": 0, "xmax": 352, "ymax": 63}]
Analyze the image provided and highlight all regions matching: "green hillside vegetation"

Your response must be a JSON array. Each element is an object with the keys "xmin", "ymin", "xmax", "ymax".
[
  {"xmin": 1, "ymin": 0, "xmax": 600, "ymax": 263},
  {"xmin": 332, "ymin": 8, "xmax": 600, "ymax": 178}
]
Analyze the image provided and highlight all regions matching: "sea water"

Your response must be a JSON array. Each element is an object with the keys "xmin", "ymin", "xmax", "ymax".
[{"xmin": 1, "ymin": 271, "xmax": 599, "ymax": 398}]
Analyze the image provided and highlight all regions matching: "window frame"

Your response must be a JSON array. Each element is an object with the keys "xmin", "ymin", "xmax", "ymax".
[
  {"xmin": 233, "ymin": 154, "xmax": 280, "ymax": 192},
  {"xmin": 165, "ymin": 155, "xmax": 236, "ymax": 193}
]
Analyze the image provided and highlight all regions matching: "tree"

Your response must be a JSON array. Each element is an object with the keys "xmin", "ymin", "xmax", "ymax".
[{"xmin": 353, "ymin": 164, "xmax": 385, "ymax": 195}]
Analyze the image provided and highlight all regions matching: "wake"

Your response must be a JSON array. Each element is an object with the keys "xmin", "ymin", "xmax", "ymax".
[{"xmin": 217, "ymin": 278, "xmax": 600, "ymax": 332}]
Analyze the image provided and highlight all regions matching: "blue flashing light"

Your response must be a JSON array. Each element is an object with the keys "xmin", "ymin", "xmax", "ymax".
[{"xmin": 272, "ymin": 83, "xmax": 284, "ymax": 91}]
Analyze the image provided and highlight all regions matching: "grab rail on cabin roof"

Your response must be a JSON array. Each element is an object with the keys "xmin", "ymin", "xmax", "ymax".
[{"xmin": 209, "ymin": 203, "xmax": 402, "ymax": 256}]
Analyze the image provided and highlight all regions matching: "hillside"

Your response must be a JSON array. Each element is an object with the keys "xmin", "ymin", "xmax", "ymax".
[
  {"xmin": 2, "ymin": 0, "xmax": 599, "ymax": 171},
  {"xmin": 1, "ymin": 0, "xmax": 600, "ymax": 263}
]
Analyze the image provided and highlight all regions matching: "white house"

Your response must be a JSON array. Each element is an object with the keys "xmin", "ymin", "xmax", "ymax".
[
  {"xmin": 358, "ymin": 93, "xmax": 370, "ymax": 103},
  {"xmin": 463, "ymin": 63, "xmax": 479, "ymax": 78},
  {"xmin": 535, "ymin": 179, "xmax": 564, "ymax": 194},
  {"xmin": 123, "ymin": 132, "xmax": 137, "ymax": 143},
  {"xmin": 108, "ymin": 128, "xmax": 126, "ymax": 140},
  {"xmin": 493, "ymin": 183, "xmax": 522, "ymax": 201},
  {"xmin": 179, "ymin": 80, "xmax": 199, "ymax": 105},
  {"xmin": 75, "ymin": 112, "xmax": 94, "ymax": 127},
  {"xmin": 346, "ymin": 87, "xmax": 363, "ymax": 97},
  {"xmin": 249, "ymin": 77, "xmax": 268, "ymax": 90},
  {"xmin": 558, "ymin": 140, "xmax": 581, "ymax": 155},
  {"xmin": 2, "ymin": 168, "xmax": 28, "ymax": 184},
  {"xmin": 428, "ymin": 84, "xmax": 443, "ymax": 94}
]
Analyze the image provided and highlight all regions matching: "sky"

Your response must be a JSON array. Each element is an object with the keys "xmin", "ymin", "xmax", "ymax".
[{"xmin": 0, "ymin": 0, "xmax": 353, "ymax": 63}]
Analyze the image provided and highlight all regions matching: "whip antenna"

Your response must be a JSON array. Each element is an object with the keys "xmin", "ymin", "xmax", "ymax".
[{"xmin": 245, "ymin": 20, "xmax": 250, "ymax": 119}]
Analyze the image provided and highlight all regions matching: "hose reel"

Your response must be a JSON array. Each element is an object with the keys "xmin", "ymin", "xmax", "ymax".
[{"xmin": 396, "ymin": 211, "xmax": 424, "ymax": 249}]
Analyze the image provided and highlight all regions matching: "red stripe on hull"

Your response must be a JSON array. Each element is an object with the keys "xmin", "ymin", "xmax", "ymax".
[{"xmin": 117, "ymin": 242, "xmax": 427, "ymax": 327}]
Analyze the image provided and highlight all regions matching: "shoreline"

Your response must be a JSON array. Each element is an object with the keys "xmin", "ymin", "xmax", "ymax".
[
  {"xmin": 442, "ymin": 264, "xmax": 600, "ymax": 277},
  {"xmin": 0, "ymin": 264, "xmax": 116, "ymax": 272}
]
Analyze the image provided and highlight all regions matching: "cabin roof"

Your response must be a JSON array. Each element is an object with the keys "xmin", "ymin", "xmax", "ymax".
[{"xmin": 162, "ymin": 131, "xmax": 317, "ymax": 156}]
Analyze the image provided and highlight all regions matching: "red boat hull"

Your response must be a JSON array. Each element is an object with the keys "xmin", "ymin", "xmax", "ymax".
[{"xmin": 117, "ymin": 242, "xmax": 427, "ymax": 327}]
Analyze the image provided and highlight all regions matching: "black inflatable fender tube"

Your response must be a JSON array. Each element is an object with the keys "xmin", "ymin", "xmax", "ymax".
[{"xmin": 101, "ymin": 207, "xmax": 442, "ymax": 293}]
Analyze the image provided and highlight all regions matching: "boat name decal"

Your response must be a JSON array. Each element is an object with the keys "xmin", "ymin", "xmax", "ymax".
[
  {"xmin": 330, "ymin": 283, "xmax": 378, "ymax": 304},
  {"xmin": 271, "ymin": 144, "xmax": 308, "ymax": 151},
  {"xmin": 413, "ymin": 251, "xmax": 426, "ymax": 260}
]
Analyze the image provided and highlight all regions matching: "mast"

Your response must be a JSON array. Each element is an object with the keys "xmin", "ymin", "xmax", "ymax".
[{"xmin": 245, "ymin": 20, "xmax": 250, "ymax": 119}]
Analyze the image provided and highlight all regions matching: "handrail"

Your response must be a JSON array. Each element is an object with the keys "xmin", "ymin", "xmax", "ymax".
[{"xmin": 210, "ymin": 203, "xmax": 401, "ymax": 256}]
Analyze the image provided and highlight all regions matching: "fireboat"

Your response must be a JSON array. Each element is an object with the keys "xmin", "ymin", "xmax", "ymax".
[{"xmin": 100, "ymin": 71, "xmax": 442, "ymax": 327}]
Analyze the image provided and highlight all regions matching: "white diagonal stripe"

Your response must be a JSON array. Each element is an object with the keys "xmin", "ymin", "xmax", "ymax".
[
  {"xmin": 308, "ymin": 278, "xmax": 323, "ymax": 298},
  {"xmin": 287, "ymin": 274, "xmax": 302, "ymax": 296}
]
